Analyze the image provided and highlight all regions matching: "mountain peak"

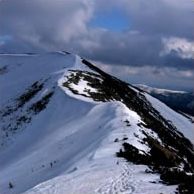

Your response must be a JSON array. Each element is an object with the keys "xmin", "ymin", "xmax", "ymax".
[{"xmin": 0, "ymin": 52, "xmax": 193, "ymax": 194}]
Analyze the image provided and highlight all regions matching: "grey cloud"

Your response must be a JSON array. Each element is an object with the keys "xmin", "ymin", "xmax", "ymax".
[
  {"xmin": 73, "ymin": 0, "xmax": 193, "ymax": 70},
  {"xmin": 125, "ymin": 0, "xmax": 193, "ymax": 38},
  {"xmin": 94, "ymin": 0, "xmax": 193, "ymax": 38},
  {"xmin": 0, "ymin": 0, "xmax": 193, "ymax": 88},
  {"xmin": 0, "ymin": 0, "xmax": 93, "ymax": 49},
  {"xmin": 97, "ymin": 63, "xmax": 194, "ymax": 91},
  {"xmin": 76, "ymin": 29, "xmax": 193, "ymax": 70}
]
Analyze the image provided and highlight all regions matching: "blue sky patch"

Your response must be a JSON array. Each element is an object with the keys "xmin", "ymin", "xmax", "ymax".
[
  {"xmin": 0, "ymin": 35, "xmax": 12, "ymax": 44},
  {"xmin": 90, "ymin": 9, "xmax": 130, "ymax": 32}
]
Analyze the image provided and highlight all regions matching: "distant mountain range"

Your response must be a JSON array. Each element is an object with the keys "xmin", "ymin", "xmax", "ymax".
[{"xmin": 135, "ymin": 84, "xmax": 194, "ymax": 116}]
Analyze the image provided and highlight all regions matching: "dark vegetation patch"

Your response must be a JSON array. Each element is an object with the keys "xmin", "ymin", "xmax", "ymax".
[
  {"xmin": 14, "ymin": 115, "xmax": 31, "ymax": 129},
  {"xmin": 9, "ymin": 182, "xmax": 13, "ymax": 189},
  {"xmin": 28, "ymin": 91, "xmax": 54, "ymax": 114},
  {"xmin": 117, "ymin": 143, "xmax": 150, "ymax": 165},
  {"xmin": 0, "ymin": 81, "xmax": 44, "ymax": 117},
  {"xmin": 114, "ymin": 138, "xmax": 119, "ymax": 142},
  {"xmin": 16, "ymin": 81, "xmax": 44, "ymax": 108},
  {"xmin": 0, "ymin": 66, "xmax": 8, "ymax": 75},
  {"xmin": 0, "ymin": 80, "xmax": 54, "ymax": 146},
  {"xmin": 124, "ymin": 120, "xmax": 131, "ymax": 126},
  {"xmin": 80, "ymin": 59, "xmax": 194, "ymax": 194},
  {"xmin": 63, "ymin": 69, "xmax": 123, "ymax": 102},
  {"xmin": 7, "ymin": 91, "xmax": 53, "ymax": 131},
  {"xmin": 122, "ymin": 137, "xmax": 128, "ymax": 141},
  {"xmin": 79, "ymin": 71, "xmax": 117, "ymax": 101},
  {"xmin": 117, "ymin": 140, "xmax": 194, "ymax": 193}
]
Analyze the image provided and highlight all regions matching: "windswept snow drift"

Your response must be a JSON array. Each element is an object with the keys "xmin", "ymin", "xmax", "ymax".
[{"xmin": 0, "ymin": 52, "xmax": 193, "ymax": 194}]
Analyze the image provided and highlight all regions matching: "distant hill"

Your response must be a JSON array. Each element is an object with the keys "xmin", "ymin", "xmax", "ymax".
[{"xmin": 135, "ymin": 84, "xmax": 194, "ymax": 116}]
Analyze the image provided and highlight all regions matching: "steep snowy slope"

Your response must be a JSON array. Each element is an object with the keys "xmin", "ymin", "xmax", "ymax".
[{"xmin": 0, "ymin": 52, "xmax": 193, "ymax": 194}]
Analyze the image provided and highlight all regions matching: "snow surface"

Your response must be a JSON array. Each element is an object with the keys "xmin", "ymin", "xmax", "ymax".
[
  {"xmin": 24, "ymin": 101, "xmax": 176, "ymax": 194},
  {"xmin": 1, "ymin": 52, "xmax": 192, "ymax": 194}
]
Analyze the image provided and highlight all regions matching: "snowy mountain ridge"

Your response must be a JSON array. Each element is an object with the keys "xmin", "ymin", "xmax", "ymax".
[
  {"xmin": 0, "ymin": 52, "xmax": 194, "ymax": 194},
  {"xmin": 134, "ymin": 84, "xmax": 187, "ymax": 95}
]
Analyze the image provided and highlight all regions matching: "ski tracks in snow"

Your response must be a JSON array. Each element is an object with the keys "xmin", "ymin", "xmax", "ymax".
[{"xmin": 96, "ymin": 162, "xmax": 136, "ymax": 194}]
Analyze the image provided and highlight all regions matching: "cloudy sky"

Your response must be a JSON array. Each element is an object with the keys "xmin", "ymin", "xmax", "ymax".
[{"xmin": 0, "ymin": 0, "xmax": 193, "ymax": 91}]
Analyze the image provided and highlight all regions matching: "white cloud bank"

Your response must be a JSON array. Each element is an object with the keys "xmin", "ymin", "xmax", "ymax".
[{"xmin": 161, "ymin": 37, "xmax": 194, "ymax": 59}]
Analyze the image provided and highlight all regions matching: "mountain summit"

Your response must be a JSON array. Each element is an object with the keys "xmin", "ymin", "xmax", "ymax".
[{"xmin": 0, "ymin": 52, "xmax": 193, "ymax": 194}]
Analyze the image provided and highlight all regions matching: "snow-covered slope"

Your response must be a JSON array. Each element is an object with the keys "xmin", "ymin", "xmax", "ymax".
[{"xmin": 0, "ymin": 52, "xmax": 193, "ymax": 194}]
